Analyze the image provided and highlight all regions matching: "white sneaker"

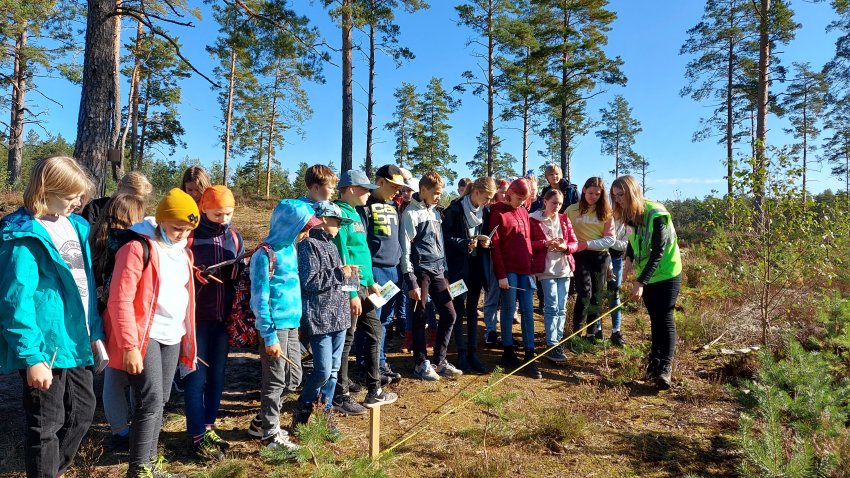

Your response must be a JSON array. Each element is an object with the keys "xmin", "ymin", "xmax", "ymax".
[
  {"xmin": 436, "ymin": 360, "xmax": 463, "ymax": 378},
  {"xmin": 261, "ymin": 429, "xmax": 300, "ymax": 452},
  {"xmin": 414, "ymin": 359, "xmax": 440, "ymax": 381}
]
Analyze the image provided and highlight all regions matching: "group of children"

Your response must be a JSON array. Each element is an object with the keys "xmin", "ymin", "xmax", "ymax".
[{"xmin": 0, "ymin": 156, "xmax": 680, "ymax": 478}]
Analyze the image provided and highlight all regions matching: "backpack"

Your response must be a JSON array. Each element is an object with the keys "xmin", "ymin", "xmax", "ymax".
[
  {"xmin": 97, "ymin": 229, "xmax": 150, "ymax": 314},
  {"xmin": 227, "ymin": 243, "xmax": 275, "ymax": 349}
]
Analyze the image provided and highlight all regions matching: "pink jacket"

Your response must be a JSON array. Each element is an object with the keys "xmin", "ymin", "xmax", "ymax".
[
  {"xmin": 530, "ymin": 213, "xmax": 578, "ymax": 275},
  {"xmin": 104, "ymin": 237, "xmax": 197, "ymax": 372}
]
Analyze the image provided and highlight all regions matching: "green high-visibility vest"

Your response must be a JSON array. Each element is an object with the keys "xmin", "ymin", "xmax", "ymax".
[{"xmin": 628, "ymin": 200, "xmax": 682, "ymax": 284}]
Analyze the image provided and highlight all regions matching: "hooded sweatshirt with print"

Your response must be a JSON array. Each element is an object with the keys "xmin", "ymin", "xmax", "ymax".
[
  {"xmin": 0, "ymin": 208, "xmax": 104, "ymax": 374},
  {"xmin": 250, "ymin": 199, "xmax": 313, "ymax": 346},
  {"xmin": 104, "ymin": 217, "xmax": 197, "ymax": 372}
]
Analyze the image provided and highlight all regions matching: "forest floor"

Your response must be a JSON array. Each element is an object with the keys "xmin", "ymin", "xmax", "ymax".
[{"xmin": 0, "ymin": 200, "xmax": 743, "ymax": 477}]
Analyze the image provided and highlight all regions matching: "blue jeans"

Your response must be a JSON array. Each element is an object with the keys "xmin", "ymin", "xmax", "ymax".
[
  {"xmin": 608, "ymin": 255, "xmax": 623, "ymax": 331},
  {"xmin": 299, "ymin": 329, "xmax": 346, "ymax": 411},
  {"xmin": 183, "ymin": 320, "xmax": 230, "ymax": 436},
  {"xmin": 482, "ymin": 251, "xmax": 500, "ymax": 334},
  {"xmin": 540, "ymin": 277, "xmax": 570, "ymax": 346},
  {"xmin": 395, "ymin": 265, "xmax": 407, "ymax": 332},
  {"xmin": 499, "ymin": 273, "xmax": 536, "ymax": 350},
  {"xmin": 373, "ymin": 266, "xmax": 399, "ymax": 367}
]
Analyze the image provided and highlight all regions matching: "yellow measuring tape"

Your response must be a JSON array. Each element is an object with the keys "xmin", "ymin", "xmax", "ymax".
[{"xmin": 380, "ymin": 301, "xmax": 627, "ymax": 457}]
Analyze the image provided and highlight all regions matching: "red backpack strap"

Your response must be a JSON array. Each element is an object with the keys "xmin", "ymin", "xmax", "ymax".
[{"xmin": 229, "ymin": 228, "xmax": 241, "ymax": 254}]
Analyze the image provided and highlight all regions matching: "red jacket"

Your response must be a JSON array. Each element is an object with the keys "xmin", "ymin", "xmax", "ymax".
[
  {"xmin": 530, "ymin": 213, "xmax": 578, "ymax": 275},
  {"xmin": 104, "ymin": 237, "xmax": 197, "ymax": 372},
  {"xmin": 488, "ymin": 202, "xmax": 533, "ymax": 279}
]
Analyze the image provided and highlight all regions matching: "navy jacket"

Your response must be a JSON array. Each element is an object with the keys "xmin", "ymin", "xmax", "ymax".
[
  {"xmin": 189, "ymin": 216, "xmax": 244, "ymax": 322},
  {"xmin": 441, "ymin": 198, "xmax": 489, "ymax": 283}
]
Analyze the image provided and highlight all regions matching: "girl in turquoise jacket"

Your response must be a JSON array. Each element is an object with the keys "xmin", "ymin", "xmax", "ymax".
[{"xmin": 0, "ymin": 156, "xmax": 104, "ymax": 478}]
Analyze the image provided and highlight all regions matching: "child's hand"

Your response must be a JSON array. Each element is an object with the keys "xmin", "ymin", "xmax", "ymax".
[
  {"xmin": 498, "ymin": 278, "xmax": 509, "ymax": 289},
  {"xmin": 467, "ymin": 237, "xmax": 478, "ymax": 252},
  {"xmin": 265, "ymin": 343, "xmax": 282, "ymax": 358},
  {"xmin": 476, "ymin": 235, "xmax": 491, "ymax": 248},
  {"xmin": 27, "ymin": 362, "xmax": 53, "ymax": 390},
  {"xmin": 341, "ymin": 265, "xmax": 356, "ymax": 278},
  {"xmin": 350, "ymin": 296, "xmax": 362, "ymax": 317},
  {"xmin": 408, "ymin": 287, "xmax": 422, "ymax": 302},
  {"xmin": 369, "ymin": 283, "xmax": 382, "ymax": 295},
  {"xmin": 124, "ymin": 348, "xmax": 144, "ymax": 375}
]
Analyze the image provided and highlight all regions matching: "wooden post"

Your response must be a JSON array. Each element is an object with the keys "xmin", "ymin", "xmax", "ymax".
[{"xmin": 369, "ymin": 404, "xmax": 381, "ymax": 459}]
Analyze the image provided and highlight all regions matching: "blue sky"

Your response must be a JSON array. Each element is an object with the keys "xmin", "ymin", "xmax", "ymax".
[{"xmin": 30, "ymin": 0, "xmax": 842, "ymax": 199}]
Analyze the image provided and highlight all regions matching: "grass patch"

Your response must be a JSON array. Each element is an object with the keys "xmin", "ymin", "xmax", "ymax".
[{"xmin": 192, "ymin": 459, "xmax": 251, "ymax": 478}]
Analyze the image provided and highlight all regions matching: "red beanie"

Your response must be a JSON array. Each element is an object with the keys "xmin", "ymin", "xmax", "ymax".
[{"xmin": 508, "ymin": 178, "xmax": 530, "ymax": 197}]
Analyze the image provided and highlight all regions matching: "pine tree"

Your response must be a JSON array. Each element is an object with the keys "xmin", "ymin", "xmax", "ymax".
[
  {"xmin": 529, "ymin": 0, "xmax": 626, "ymax": 182},
  {"xmin": 822, "ymin": 96, "xmax": 850, "ymax": 201},
  {"xmin": 409, "ymin": 77, "xmax": 459, "ymax": 181},
  {"xmin": 595, "ymin": 95, "xmax": 642, "ymax": 177},
  {"xmin": 466, "ymin": 122, "xmax": 517, "ymax": 178},
  {"xmin": 384, "ymin": 83, "xmax": 420, "ymax": 168},
  {"xmin": 781, "ymin": 62, "xmax": 828, "ymax": 206}
]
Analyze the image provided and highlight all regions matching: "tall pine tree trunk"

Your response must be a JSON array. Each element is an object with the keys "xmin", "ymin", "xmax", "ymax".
[
  {"xmin": 129, "ymin": 23, "xmax": 142, "ymax": 170},
  {"xmin": 266, "ymin": 64, "xmax": 281, "ymax": 198},
  {"xmin": 365, "ymin": 19, "xmax": 376, "ymax": 178},
  {"xmin": 726, "ymin": 5, "xmax": 735, "ymax": 198},
  {"xmin": 138, "ymin": 78, "xmax": 150, "ymax": 163},
  {"xmin": 7, "ymin": 28, "xmax": 27, "ymax": 186},
  {"xmin": 256, "ymin": 130, "xmax": 264, "ymax": 195},
  {"xmin": 222, "ymin": 48, "xmax": 237, "ymax": 186},
  {"xmin": 75, "ymin": 0, "xmax": 119, "ymax": 197},
  {"xmin": 801, "ymin": 91, "xmax": 808, "ymax": 208},
  {"xmin": 341, "ymin": 0, "xmax": 353, "ymax": 172},
  {"xmin": 486, "ymin": 0, "xmax": 495, "ymax": 176},
  {"xmin": 754, "ymin": 0, "xmax": 770, "ymax": 227},
  {"xmin": 110, "ymin": 0, "xmax": 123, "ymax": 181}
]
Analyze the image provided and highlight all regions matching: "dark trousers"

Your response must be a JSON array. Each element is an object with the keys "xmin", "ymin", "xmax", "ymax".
[
  {"xmin": 20, "ymin": 366, "xmax": 95, "ymax": 478},
  {"xmin": 412, "ymin": 269, "xmax": 457, "ymax": 366},
  {"xmin": 453, "ymin": 268, "xmax": 485, "ymax": 352},
  {"xmin": 572, "ymin": 250, "xmax": 610, "ymax": 333},
  {"xmin": 336, "ymin": 287, "xmax": 381, "ymax": 395},
  {"xmin": 644, "ymin": 275, "xmax": 682, "ymax": 367},
  {"xmin": 183, "ymin": 320, "xmax": 230, "ymax": 437},
  {"xmin": 127, "ymin": 340, "xmax": 180, "ymax": 469}
]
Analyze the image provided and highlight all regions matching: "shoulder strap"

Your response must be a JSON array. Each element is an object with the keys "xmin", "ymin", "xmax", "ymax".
[
  {"xmin": 186, "ymin": 232, "xmax": 194, "ymax": 250},
  {"xmin": 257, "ymin": 243, "xmax": 275, "ymax": 280},
  {"xmin": 230, "ymin": 228, "xmax": 240, "ymax": 253}
]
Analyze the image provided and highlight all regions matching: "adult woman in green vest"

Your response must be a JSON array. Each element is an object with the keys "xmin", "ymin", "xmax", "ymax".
[{"xmin": 611, "ymin": 175, "xmax": 682, "ymax": 389}]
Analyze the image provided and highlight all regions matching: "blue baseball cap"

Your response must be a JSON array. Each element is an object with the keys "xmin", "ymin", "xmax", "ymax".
[
  {"xmin": 313, "ymin": 200, "xmax": 353, "ymax": 225},
  {"xmin": 338, "ymin": 169, "xmax": 378, "ymax": 189}
]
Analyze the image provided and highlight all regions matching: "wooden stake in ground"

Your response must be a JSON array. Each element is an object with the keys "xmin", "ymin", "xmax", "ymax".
[{"xmin": 369, "ymin": 404, "xmax": 382, "ymax": 459}]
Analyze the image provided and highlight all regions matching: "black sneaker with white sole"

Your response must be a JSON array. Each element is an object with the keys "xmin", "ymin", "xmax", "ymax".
[
  {"xmin": 332, "ymin": 394, "xmax": 368, "ymax": 416},
  {"xmin": 363, "ymin": 388, "xmax": 398, "ymax": 408}
]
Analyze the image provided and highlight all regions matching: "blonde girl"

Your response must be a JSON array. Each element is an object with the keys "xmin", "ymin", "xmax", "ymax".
[
  {"xmin": 0, "ymin": 156, "xmax": 103, "ymax": 478},
  {"xmin": 181, "ymin": 165, "xmax": 212, "ymax": 203},
  {"xmin": 81, "ymin": 171, "xmax": 152, "ymax": 224}
]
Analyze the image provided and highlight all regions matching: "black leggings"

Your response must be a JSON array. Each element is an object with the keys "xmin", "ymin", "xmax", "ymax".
[
  {"xmin": 572, "ymin": 250, "xmax": 610, "ymax": 333},
  {"xmin": 452, "ymin": 266, "xmax": 485, "ymax": 352},
  {"xmin": 643, "ymin": 275, "xmax": 681, "ymax": 367}
]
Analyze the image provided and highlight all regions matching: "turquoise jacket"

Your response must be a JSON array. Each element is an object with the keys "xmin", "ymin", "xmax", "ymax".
[
  {"xmin": 0, "ymin": 207, "xmax": 104, "ymax": 374},
  {"xmin": 251, "ymin": 199, "xmax": 314, "ymax": 346}
]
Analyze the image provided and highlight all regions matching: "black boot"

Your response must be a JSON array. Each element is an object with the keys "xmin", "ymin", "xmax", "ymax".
[
  {"xmin": 499, "ymin": 345, "xmax": 522, "ymax": 369},
  {"xmin": 524, "ymin": 349, "xmax": 542, "ymax": 379},
  {"xmin": 291, "ymin": 403, "xmax": 312, "ymax": 430},
  {"xmin": 655, "ymin": 360, "xmax": 672, "ymax": 390},
  {"xmin": 645, "ymin": 357, "xmax": 661, "ymax": 381},
  {"xmin": 467, "ymin": 349, "xmax": 489, "ymax": 374},
  {"xmin": 455, "ymin": 349, "xmax": 471, "ymax": 372}
]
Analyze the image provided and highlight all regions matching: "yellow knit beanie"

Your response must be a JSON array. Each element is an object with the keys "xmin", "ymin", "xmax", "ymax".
[{"xmin": 156, "ymin": 188, "xmax": 200, "ymax": 228}]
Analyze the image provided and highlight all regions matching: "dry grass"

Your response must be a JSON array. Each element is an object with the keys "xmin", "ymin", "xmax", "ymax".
[{"xmin": 0, "ymin": 202, "xmax": 742, "ymax": 477}]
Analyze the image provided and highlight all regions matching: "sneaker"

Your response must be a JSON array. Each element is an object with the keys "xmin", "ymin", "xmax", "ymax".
[
  {"xmin": 547, "ymin": 346, "xmax": 567, "ymax": 364},
  {"xmin": 332, "ymin": 394, "xmax": 368, "ymax": 416},
  {"xmin": 436, "ymin": 360, "xmax": 463, "ymax": 378},
  {"xmin": 380, "ymin": 363, "xmax": 402, "ymax": 382},
  {"xmin": 414, "ymin": 360, "xmax": 440, "ymax": 381},
  {"xmin": 205, "ymin": 429, "xmax": 230, "ymax": 451},
  {"xmin": 363, "ymin": 388, "xmax": 398, "ymax": 408},
  {"xmin": 191, "ymin": 433, "xmax": 225, "ymax": 461},
  {"xmin": 594, "ymin": 328, "xmax": 604, "ymax": 341},
  {"xmin": 151, "ymin": 457, "xmax": 187, "ymax": 478},
  {"xmin": 611, "ymin": 331, "xmax": 625, "ymax": 347},
  {"xmin": 129, "ymin": 464, "xmax": 185, "ymax": 478},
  {"xmin": 655, "ymin": 362, "xmax": 672, "ymax": 390},
  {"xmin": 247, "ymin": 415, "xmax": 263, "ymax": 438},
  {"xmin": 583, "ymin": 334, "xmax": 597, "ymax": 344},
  {"xmin": 261, "ymin": 429, "xmax": 300, "ymax": 451},
  {"xmin": 485, "ymin": 330, "xmax": 499, "ymax": 347},
  {"xmin": 348, "ymin": 381, "xmax": 363, "ymax": 393}
]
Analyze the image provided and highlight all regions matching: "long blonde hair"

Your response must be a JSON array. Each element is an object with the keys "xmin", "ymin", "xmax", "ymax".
[
  {"xmin": 89, "ymin": 193, "xmax": 146, "ymax": 284},
  {"xmin": 24, "ymin": 156, "xmax": 94, "ymax": 217},
  {"xmin": 611, "ymin": 175, "xmax": 645, "ymax": 226},
  {"xmin": 578, "ymin": 176, "xmax": 612, "ymax": 222},
  {"xmin": 118, "ymin": 171, "xmax": 153, "ymax": 197},
  {"xmin": 459, "ymin": 176, "xmax": 497, "ymax": 199}
]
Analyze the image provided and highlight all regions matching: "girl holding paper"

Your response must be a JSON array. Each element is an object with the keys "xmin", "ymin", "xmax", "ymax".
[{"xmin": 442, "ymin": 176, "xmax": 497, "ymax": 373}]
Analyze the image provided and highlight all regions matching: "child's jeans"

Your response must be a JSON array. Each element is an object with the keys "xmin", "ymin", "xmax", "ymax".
[
  {"xmin": 103, "ymin": 366, "xmax": 133, "ymax": 435},
  {"xmin": 299, "ymin": 328, "xmax": 346, "ymax": 410},
  {"xmin": 183, "ymin": 320, "xmax": 230, "ymax": 437},
  {"xmin": 482, "ymin": 251, "xmax": 500, "ymax": 335},
  {"xmin": 608, "ymin": 254, "xmax": 623, "ymax": 331},
  {"xmin": 20, "ymin": 365, "xmax": 95, "ymax": 478},
  {"xmin": 540, "ymin": 276, "xmax": 570, "ymax": 346},
  {"xmin": 127, "ymin": 340, "xmax": 180, "ymax": 470},
  {"xmin": 259, "ymin": 328, "xmax": 302, "ymax": 438},
  {"xmin": 499, "ymin": 273, "xmax": 536, "ymax": 350},
  {"xmin": 411, "ymin": 269, "xmax": 457, "ymax": 366}
]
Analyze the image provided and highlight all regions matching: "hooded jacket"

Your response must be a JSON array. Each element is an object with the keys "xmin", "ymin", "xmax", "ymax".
[
  {"xmin": 250, "ymin": 199, "xmax": 313, "ymax": 345},
  {"xmin": 189, "ymin": 216, "xmax": 244, "ymax": 322},
  {"xmin": 0, "ymin": 208, "xmax": 104, "ymax": 374},
  {"xmin": 400, "ymin": 193, "xmax": 446, "ymax": 289},
  {"xmin": 104, "ymin": 217, "xmax": 197, "ymax": 372},
  {"xmin": 488, "ymin": 201, "xmax": 533, "ymax": 279},
  {"xmin": 297, "ymin": 228, "xmax": 350, "ymax": 335}
]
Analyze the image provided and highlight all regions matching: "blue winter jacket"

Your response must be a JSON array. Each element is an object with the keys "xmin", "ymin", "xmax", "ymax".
[
  {"xmin": 250, "ymin": 199, "xmax": 314, "ymax": 346},
  {"xmin": 0, "ymin": 207, "xmax": 104, "ymax": 374}
]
